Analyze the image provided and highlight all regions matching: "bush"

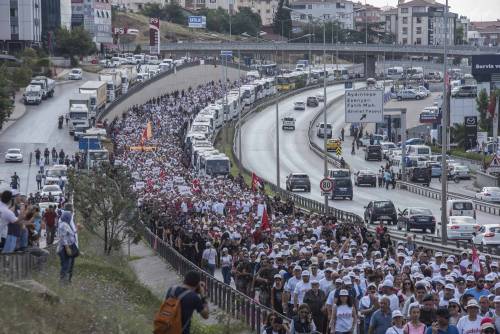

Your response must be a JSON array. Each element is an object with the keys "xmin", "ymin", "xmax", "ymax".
[{"xmin": 70, "ymin": 56, "xmax": 79, "ymax": 67}]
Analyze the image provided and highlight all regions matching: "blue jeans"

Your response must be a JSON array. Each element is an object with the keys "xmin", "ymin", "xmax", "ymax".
[
  {"xmin": 222, "ymin": 266, "xmax": 232, "ymax": 285},
  {"xmin": 2, "ymin": 235, "xmax": 17, "ymax": 253},
  {"xmin": 20, "ymin": 229, "xmax": 28, "ymax": 249},
  {"xmin": 207, "ymin": 263, "xmax": 216, "ymax": 276},
  {"xmin": 58, "ymin": 249, "xmax": 75, "ymax": 282}
]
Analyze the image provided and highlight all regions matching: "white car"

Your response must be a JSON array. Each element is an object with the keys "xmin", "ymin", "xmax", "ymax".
[
  {"xmin": 294, "ymin": 101, "xmax": 305, "ymax": 110},
  {"xmin": 68, "ymin": 68, "xmax": 82, "ymax": 80},
  {"xmin": 316, "ymin": 94, "xmax": 325, "ymax": 102},
  {"xmin": 41, "ymin": 184, "xmax": 63, "ymax": 200},
  {"xmin": 473, "ymin": 224, "xmax": 500, "ymax": 246},
  {"xmin": 5, "ymin": 148, "xmax": 23, "ymax": 162},
  {"xmin": 450, "ymin": 165, "xmax": 471, "ymax": 179},
  {"xmin": 446, "ymin": 216, "xmax": 478, "ymax": 240},
  {"xmin": 475, "ymin": 187, "xmax": 500, "ymax": 202}
]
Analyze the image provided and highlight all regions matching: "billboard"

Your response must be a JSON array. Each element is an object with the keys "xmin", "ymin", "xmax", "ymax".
[
  {"xmin": 149, "ymin": 17, "xmax": 160, "ymax": 54},
  {"xmin": 188, "ymin": 16, "xmax": 206, "ymax": 29},
  {"xmin": 464, "ymin": 116, "xmax": 478, "ymax": 150},
  {"xmin": 345, "ymin": 89, "xmax": 384, "ymax": 123},
  {"xmin": 471, "ymin": 55, "xmax": 500, "ymax": 76}
]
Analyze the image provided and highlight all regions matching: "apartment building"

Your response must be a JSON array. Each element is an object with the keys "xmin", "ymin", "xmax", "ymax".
[
  {"xmin": 470, "ymin": 20, "xmax": 500, "ymax": 46},
  {"xmin": 111, "ymin": 0, "xmax": 166, "ymax": 12},
  {"xmin": 289, "ymin": 0, "xmax": 354, "ymax": 29},
  {"xmin": 383, "ymin": 7, "xmax": 398, "ymax": 37},
  {"xmin": 0, "ymin": 0, "xmax": 42, "ymax": 50},
  {"xmin": 71, "ymin": 0, "xmax": 113, "ymax": 47}
]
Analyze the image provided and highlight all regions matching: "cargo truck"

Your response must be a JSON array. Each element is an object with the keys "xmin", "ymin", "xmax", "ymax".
[
  {"xmin": 23, "ymin": 85, "xmax": 43, "ymax": 105},
  {"xmin": 79, "ymin": 81, "xmax": 107, "ymax": 119},
  {"xmin": 98, "ymin": 69, "xmax": 122, "ymax": 102},
  {"xmin": 30, "ymin": 76, "xmax": 55, "ymax": 99},
  {"xmin": 118, "ymin": 65, "xmax": 138, "ymax": 94},
  {"xmin": 68, "ymin": 104, "xmax": 90, "ymax": 136}
]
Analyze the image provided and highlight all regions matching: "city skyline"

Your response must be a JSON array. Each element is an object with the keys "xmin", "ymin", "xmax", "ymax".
[{"xmin": 365, "ymin": 0, "xmax": 500, "ymax": 21}]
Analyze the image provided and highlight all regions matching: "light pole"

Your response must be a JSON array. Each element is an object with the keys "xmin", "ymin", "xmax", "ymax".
[
  {"xmin": 321, "ymin": 21, "xmax": 328, "ymax": 209},
  {"xmin": 440, "ymin": 0, "xmax": 449, "ymax": 244}
]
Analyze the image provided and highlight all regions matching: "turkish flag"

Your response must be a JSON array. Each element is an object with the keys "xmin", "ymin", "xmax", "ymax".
[
  {"xmin": 260, "ymin": 207, "xmax": 271, "ymax": 232},
  {"xmin": 251, "ymin": 172, "xmax": 263, "ymax": 192}
]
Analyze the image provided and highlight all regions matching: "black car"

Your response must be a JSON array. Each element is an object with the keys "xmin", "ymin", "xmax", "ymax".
[
  {"xmin": 286, "ymin": 173, "xmax": 311, "ymax": 192},
  {"xmin": 355, "ymin": 170, "xmax": 377, "ymax": 187},
  {"xmin": 331, "ymin": 177, "xmax": 353, "ymax": 200},
  {"xmin": 307, "ymin": 96, "xmax": 319, "ymax": 107},
  {"xmin": 364, "ymin": 200, "xmax": 397, "ymax": 225},
  {"xmin": 364, "ymin": 145, "xmax": 382, "ymax": 161},
  {"xmin": 408, "ymin": 166, "xmax": 431, "ymax": 186},
  {"xmin": 397, "ymin": 207, "xmax": 436, "ymax": 233}
]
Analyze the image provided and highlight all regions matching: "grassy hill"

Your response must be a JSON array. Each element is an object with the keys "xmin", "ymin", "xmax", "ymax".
[{"xmin": 113, "ymin": 11, "xmax": 230, "ymax": 45}]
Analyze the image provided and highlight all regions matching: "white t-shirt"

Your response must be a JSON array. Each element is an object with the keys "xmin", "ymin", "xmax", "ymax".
[
  {"xmin": 221, "ymin": 255, "xmax": 232, "ymax": 268},
  {"xmin": 456, "ymin": 315, "xmax": 483, "ymax": 334},
  {"xmin": 294, "ymin": 281, "xmax": 312, "ymax": 305},
  {"xmin": 0, "ymin": 202, "xmax": 17, "ymax": 239},
  {"xmin": 284, "ymin": 276, "xmax": 300, "ymax": 294},
  {"xmin": 381, "ymin": 293, "xmax": 400, "ymax": 312},
  {"xmin": 202, "ymin": 248, "xmax": 217, "ymax": 265},
  {"xmin": 386, "ymin": 326, "xmax": 404, "ymax": 334},
  {"xmin": 326, "ymin": 288, "xmax": 338, "ymax": 306}
]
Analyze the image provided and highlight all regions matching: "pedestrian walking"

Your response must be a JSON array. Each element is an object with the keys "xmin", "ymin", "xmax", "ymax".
[
  {"xmin": 384, "ymin": 171, "xmax": 392, "ymax": 190},
  {"xmin": 201, "ymin": 242, "xmax": 217, "ymax": 276},
  {"xmin": 36, "ymin": 171, "xmax": 43, "ymax": 190},
  {"xmin": 341, "ymin": 128, "xmax": 345, "ymax": 141},
  {"xmin": 43, "ymin": 205, "xmax": 57, "ymax": 245},
  {"xmin": 57, "ymin": 211, "xmax": 78, "ymax": 283},
  {"xmin": 154, "ymin": 270, "xmax": 209, "ymax": 334},
  {"xmin": 378, "ymin": 170, "xmax": 384, "ymax": 188}
]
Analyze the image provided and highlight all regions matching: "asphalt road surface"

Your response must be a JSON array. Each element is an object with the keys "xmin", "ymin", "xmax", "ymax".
[
  {"xmin": 0, "ymin": 73, "xmax": 97, "ymax": 195},
  {"xmin": 239, "ymin": 83, "xmax": 499, "ymax": 229}
]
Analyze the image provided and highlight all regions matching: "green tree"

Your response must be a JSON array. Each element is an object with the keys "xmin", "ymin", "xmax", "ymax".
[
  {"xmin": 273, "ymin": 0, "xmax": 292, "ymax": 39},
  {"xmin": 198, "ymin": 8, "xmax": 229, "ymax": 33},
  {"xmin": 451, "ymin": 123, "xmax": 466, "ymax": 147},
  {"xmin": 11, "ymin": 65, "xmax": 32, "ymax": 90},
  {"xmin": 141, "ymin": 3, "xmax": 162, "ymax": 18},
  {"xmin": 231, "ymin": 7, "xmax": 261, "ymax": 36},
  {"xmin": 0, "ymin": 68, "xmax": 14, "ymax": 129},
  {"xmin": 70, "ymin": 164, "xmax": 139, "ymax": 255},
  {"xmin": 476, "ymin": 88, "xmax": 490, "ymax": 132},
  {"xmin": 55, "ymin": 27, "xmax": 95, "ymax": 58},
  {"xmin": 455, "ymin": 25, "xmax": 464, "ymax": 45},
  {"xmin": 142, "ymin": 3, "xmax": 185, "ymax": 25}
]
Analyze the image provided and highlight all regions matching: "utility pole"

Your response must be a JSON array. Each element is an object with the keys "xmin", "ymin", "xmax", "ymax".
[
  {"xmin": 276, "ymin": 102, "xmax": 280, "ymax": 189},
  {"xmin": 440, "ymin": 0, "xmax": 449, "ymax": 244},
  {"xmin": 322, "ymin": 21, "xmax": 328, "ymax": 209},
  {"xmin": 238, "ymin": 48, "xmax": 242, "ymax": 167}
]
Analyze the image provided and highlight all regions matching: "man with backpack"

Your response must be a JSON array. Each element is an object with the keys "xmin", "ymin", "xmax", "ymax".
[{"xmin": 154, "ymin": 270, "xmax": 209, "ymax": 334}]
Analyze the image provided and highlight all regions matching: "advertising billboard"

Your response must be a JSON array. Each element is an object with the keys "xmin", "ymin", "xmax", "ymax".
[
  {"xmin": 464, "ymin": 116, "xmax": 478, "ymax": 150},
  {"xmin": 149, "ymin": 17, "xmax": 160, "ymax": 54},
  {"xmin": 188, "ymin": 16, "xmax": 206, "ymax": 29}
]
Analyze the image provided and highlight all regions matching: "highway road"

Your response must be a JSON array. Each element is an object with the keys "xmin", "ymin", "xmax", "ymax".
[
  {"xmin": 240, "ymin": 83, "xmax": 499, "ymax": 230},
  {"xmin": 0, "ymin": 72, "xmax": 97, "ymax": 195}
]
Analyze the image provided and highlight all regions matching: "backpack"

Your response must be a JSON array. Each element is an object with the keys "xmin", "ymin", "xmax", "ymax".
[{"xmin": 153, "ymin": 287, "xmax": 191, "ymax": 334}]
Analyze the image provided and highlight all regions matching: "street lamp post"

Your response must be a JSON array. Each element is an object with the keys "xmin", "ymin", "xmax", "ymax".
[
  {"xmin": 440, "ymin": 0, "xmax": 449, "ymax": 244},
  {"xmin": 322, "ymin": 21, "xmax": 329, "ymax": 209}
]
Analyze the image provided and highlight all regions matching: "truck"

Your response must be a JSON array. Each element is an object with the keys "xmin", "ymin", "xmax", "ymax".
[
  {"xmin": 68, "ymin": 104, "xmax": 90, "ymax": 136},
  {"xmin": 98, "ymin": 69, "xmax": 122, "ymax": 102},
  {"xmin": 117, "ymin": 65, "xmax": 138, "ymax": 94},
  {"xmin": 23, "ymin": 85, "xmax": 42, "ymax": 105},
  {"xmin": 30, "ymin": 76, "xmax": 55, "ymax": 99},
  {"xmin": 79, "ymin": 81, "xmax": 107, "ymax": 119}
]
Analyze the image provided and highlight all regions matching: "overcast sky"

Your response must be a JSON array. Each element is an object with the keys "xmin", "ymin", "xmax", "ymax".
[{"xmin": 365, "ymin": 0, "xmax": 500, "ymax": 21}]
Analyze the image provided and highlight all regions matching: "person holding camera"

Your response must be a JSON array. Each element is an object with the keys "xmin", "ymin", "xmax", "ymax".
[{"xmin": 290, "ymin": 303, "xmax": 317, "ymax": 334}]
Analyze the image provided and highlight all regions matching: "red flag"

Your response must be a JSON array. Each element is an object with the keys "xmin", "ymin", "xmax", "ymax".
[
  {"xmin": 251, "ymin": 172, "xmax": 262, "ymax": 192},
  {"xmin": 192, "ymin": 178, "xmax": 201, "ymax": 193},
  {"xmin": 260, "ymin": 207, "xmax": 271, "ymax": 232},
  {"xmin": 471, "ymin": 246, "xmax": 482, "ymax": 276},
  {"xmin": 159, "ymin": 170, "xmax": 166, "ymax": 180},
  {"xmin": 140, "ymin": 127, "xmax": 148, "ymax": 145}
]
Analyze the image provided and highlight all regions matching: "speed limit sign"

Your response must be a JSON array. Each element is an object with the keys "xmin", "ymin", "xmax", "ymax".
[{"xmin": 320, "ymin": 178, "xmax": 334, "ymax": 192}]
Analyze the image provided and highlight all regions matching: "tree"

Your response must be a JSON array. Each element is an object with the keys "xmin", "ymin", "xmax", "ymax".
[
  {"xmin": 451, "ymin": 123, "xmax": 466, "ymax": 147},
  {"xmin": 55, "ymin": 27, "xmax": 95, "ymax": 58},
  {"xmin": 11, "ymin": 65, "xmax": 32, "ymax": 90},
  {"xmin": 134, "ymin": 44, "xmax": 142, "ymax": 54},
  {"xmin": 141, "ymin": 3, "xmax": 186, "ymax": 25},
  {"xmin": 198, "ymin": 8, "xmax": 229, "ymax": 33},
  {"xmin": 0, "ymin": 67, "xmax": 14, "ymax": 129},
  {"xmin": 476, "ymin": 88, "xmax": 490, "ymax": 132},
  {"xmin": 455, "ymin": 25, "xmax": 464, "ymax": 45},
  {"xmin": 231, "ymin": 7, "xmax": 261, "ymax": 36},
  {"xmin": 70, "ymin": 164, "xmax": 140, "ymax": 255},
  {"xmin": 273, "ymin": 0, "xmax": 292, "ymax": 39}
]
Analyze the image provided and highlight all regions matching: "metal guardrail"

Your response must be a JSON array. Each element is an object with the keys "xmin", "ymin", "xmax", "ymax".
[
  {"xmin": 0, "ymin": 252, "xmax": 35, "ymax": 281},
  {"xmin": 158, "ymin": 42, "xmax": 500, "ymax": 56},
  {"xmin": 139, "ymin": 224, "xmax": 289, "ymax": 333},
  {"xmin": 397, "ymin": 181, "xmax": 500, "ymax": 216}
]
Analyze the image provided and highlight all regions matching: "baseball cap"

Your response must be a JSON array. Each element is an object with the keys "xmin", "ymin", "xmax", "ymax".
[
  {"xmin": 274, "ymin": 274, "xmax": 282, "ymax": 279},
  {"xmin": 392, "ymin": 310, "xmax": 403, "ymax": 318},
  {"xmin": 294, "ymin": 265, "xmax": 302, "ymax": 271},
  {"xmin": 445, "ymin": 284, "xmax": 455, "ymax": 290},
  {"xmin": 466, "ymin": 299, "xmax": 479, "ymax": 309},
  {"xmin": 383, "ymin": 280, "xmax": 394, "ymax": 288},
  {"xmin": 480, "ymin": 318, "xmax": 495, "ymax": 331},
  {"xmin": 302, "ymin": 270, "xmax": 310, "ymax": 276},
  {"xmin": 339, "ymin": 289, "xmax": 349, "ymax": 296}
]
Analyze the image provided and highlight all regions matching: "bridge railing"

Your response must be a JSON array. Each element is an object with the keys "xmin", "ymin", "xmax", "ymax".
[{"xmin": 0, "ymin": 252, "xmax": 36, "ymax": 282}]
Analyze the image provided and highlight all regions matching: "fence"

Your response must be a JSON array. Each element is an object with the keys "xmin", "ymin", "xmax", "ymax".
[
  {"xmin": 0, "ymin": 252, "xmax": 35, "ymax": 281},
  {"xmin": 139, "ymin": 224, "xmax": 290, "ymax": 333}
]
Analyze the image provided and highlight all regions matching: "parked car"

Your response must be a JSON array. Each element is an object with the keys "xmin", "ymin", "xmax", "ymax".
[
  {"xmin": 364, "ymin": 145, "xmax": 382, "ymax": 161},
  {"xmin": 364, "ymin": 200, "xmax": 397, "ymax": 225},
  {"xmin": 473, "ymin": 224, "xmax": 500, "ymax": 246},
  {"xmin": 294, "ymin": 101, "xmax": 305, "ymax": 110},
  {"xmin": 475, "ymin": 187, "xmax": 500, "ymax": 202},
  {"xmin": 285, "ymin": 173, "xmax": 311, "ymax": 192},
  {"xmin": 416, "ymin": 86, "xmax": 430, "ymax": 97},
  {"xmin": 307, "ymin": 96, "xmax": 319, "ymax": 107},
  {"xmin": 451, "ymin": 85, "xmax": 477, "ymax": 98},
  {"xmin": 355, "ymin": 170, "xmax": 377, "ymax": 187},
  {"xmin": 5, "ymin": 148, "xmax": 23, "ymax": 163},
  {"xmin": 445, "ymin": 216, "xmax": 478, "ymax": 240},
  {"xmin": 397, "ymin": 207, "xmax": 436, "ymax": 233}
]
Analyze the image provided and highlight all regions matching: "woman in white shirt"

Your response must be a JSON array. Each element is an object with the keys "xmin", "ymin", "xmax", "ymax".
[
  {"xmin": 386, "ymin": 310, "xmax": 405, "ymax": 334},
  {"xmin": 330, "ymin": 289, "xmax": 357, "ymax": 334},
  {"xmin": 220, "ymin": 247, "xmax": 232, "ymax": 285}
]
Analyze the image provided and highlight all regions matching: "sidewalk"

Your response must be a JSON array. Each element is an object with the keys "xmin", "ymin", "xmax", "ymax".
[{"xmin": 124, "ymin": 241, "xmax": 250, "ymax": 331}]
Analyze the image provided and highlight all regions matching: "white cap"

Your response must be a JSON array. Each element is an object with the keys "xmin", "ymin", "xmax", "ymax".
[
  {"xmin": 383, "ymin": 280, "xmax": 394, "ymax": 288},
  {"xmin": 392, "ymin": 310, "xmax": 403, "ymax": 318},
  {"xmin": 435, "ymin": 252, "xmax": 443, "ymax": 257},
  {"xmin": 274, "ymin": 274, "xmax": 282, "ymax": 279},
  {"xmin": 339, "ymin": 289, "xmax": 349, "ymax": 296},
  {"xmin": 294, "ymin": 265, "xmax": 302, "ymax": 271},
  {"xmin": 302, "ymin": 270, "xmax": 310, "ymax": 276},
  {"xmin": 445, "ymin": 283, "xmax": 455, "ymax": 290},
  {"xmin": 311, "ymin": 279, "xmax": 320, "ymax": 285},
  {"xmin": 440, "ymin": 264, "xmax": 448, "ymax": 269},
  {"xmin": 494, "ymin": 296, "xmax": 500, "ymax": 303},
  {"xmin": 466, "ymin": 299, "xmax": 479, "ymax": 309}
]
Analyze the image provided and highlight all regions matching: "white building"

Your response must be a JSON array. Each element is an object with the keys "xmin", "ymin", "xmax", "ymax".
[
  {"xmin": 72, "ymin": 0, "xmax": 113, "ymax": 47},
  {"xmin": 0, "ymin": 0, "xmax": 42, "ymax": 49},
  {"xmin": 382, "ymin": 7, "xmax": 398, "ymax": 38},
  {"xmin": 111, "ymin": 0, "xmax": 166, "ymax": 12},
  {"xmin": 289, "ymin": 0, "xmax": 354, "ymax": 29},
  {"xmin": 202, "ymin": 0, "xmax": 277, "ymax": 27},
  {"xmin": 397, "ymin": 0, "xmax": 456, "ymax": 46}
]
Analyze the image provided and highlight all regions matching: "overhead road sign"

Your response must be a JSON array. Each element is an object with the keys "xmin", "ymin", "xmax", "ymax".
[
  {"xmin": 345, "ymin": 89, "xmax": 384, "ymax": 123},
  {"xmin": 220, "ymin": 50, "xmax": 233, "ymax": 57}
]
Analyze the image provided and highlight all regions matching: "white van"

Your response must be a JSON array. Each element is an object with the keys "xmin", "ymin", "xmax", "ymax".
[
  {"xmin": 406, "ymin": 145, "xmax": 431, "ymax": 157},
  {"xmin": 446, "ymin": 199, "xmax": 476, "ymax": 219}
]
